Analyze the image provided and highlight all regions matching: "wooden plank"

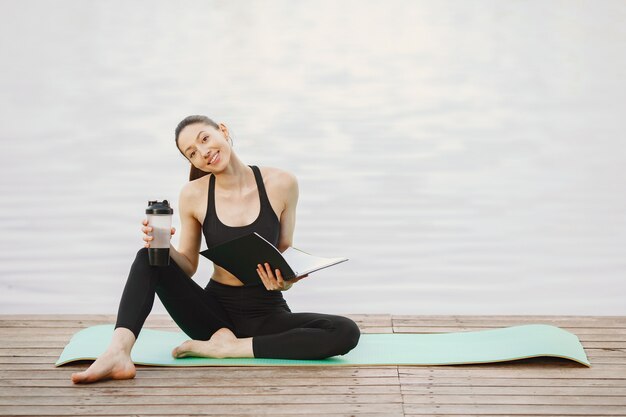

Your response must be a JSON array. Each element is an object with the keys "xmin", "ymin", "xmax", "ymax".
[
  {"xmin": 0, "ymin": 403, "xmax": 405, "ymax": 415},
  {"xmin": 398, "ymin": 368, "xmax": 625, "ymax": 378},
  {"xmin": 0, "ymin": 348, "xmax": 63, "ymax": 356},
  {"xmin": 0, "ymin": 367, "xmax": 399, "ymax": 379},
  {"xmin": 402, "ymin": 394, "xmax": 626, "ymax": 405},
  {"xmin": 0, "ymin": 357, "xmax": 52, "ymax": 364},
  {"xmin": 3, "ymin": 414, "xmax": 398, "ymax": 417},
  {"xmin": 399, "ymin": 377, "xmax": 626, "ymax": 387},
  {"xmin": 359, "ymin": 327, "xmax": 393, "ymax": 333},
  {"xmin": 392, "ymin": 326, "xmax": 626, "ymax": 336},
  {"xmin": 0, "ymin": 377, "xmax": 401, "ymax": 387},
  {"xmin": 579, "ymin": 341, "xmax": 626, "ymax": 348},
  {"xmin": 0, "ymin": 393, "xmax": 403, "ymax": 406},
  {"xmin": 392, "ymin": 314, "xmax": 626, "ymax": 319},
  {"xmin": 6, "ymin": 392, "xmax": 626, "ymax": 407},
  {"xmin": 400, "ymin": 385, "xmax": 626, "ymax": 395},
  {"xmin": 392, "ymin": 315, "xmax": 626, "ymax": 324},
  {"xmin": 23, "ymin": 411, "xmax": 394, "ymax": 417},
  {"xmin": 0, "ymin": 328, "xmax": 82, "ymax": 336},
  {"xmin": 0, "ymin": 315, "xmax": 121, "ymax": 321},
  {"xmin": 4, "ymin": 384, "xmax": 624, "ymax": 398},
  {"xmin": 0, "ymin": 385, "xmax": 402, "ymax": 396},
  {"xmin": 403, "ymin": 404, "xmax": 626, "ymax": 415},
  {"xmin": 402, "ymin": 412, "xmax": 623, "ymax": 417},
  {"xmin": 393, "ymin": 321, "xmax": 626, "ymax": 329},
  {"xmin": 392, "ymin": 321, "xmax": 626, "ymax": 328},
  {"xmin": 3, "ymin": 363, "xmax": 397, "ymax": 371}
]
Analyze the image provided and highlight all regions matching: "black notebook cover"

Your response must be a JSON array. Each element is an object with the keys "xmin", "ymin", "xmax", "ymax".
[
  {"xmin": 199, "ymin": 232, "xmax": 349, "ymax": 286},
  {"xmin": 199, "ymin": 232, "xmax": 296, "ymax": 286}
]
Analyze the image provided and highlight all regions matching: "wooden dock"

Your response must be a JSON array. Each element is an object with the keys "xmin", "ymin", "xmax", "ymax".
[{"xmin": 1, "ymin": 314, "xmax": 624, "ymax": 416}]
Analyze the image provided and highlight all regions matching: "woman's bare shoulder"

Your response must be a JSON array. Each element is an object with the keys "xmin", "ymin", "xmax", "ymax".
[
  {"xmin": 179, "ymin": 175, "xmax": 210, "ymax": 203},
  {"xmin": 258, "ymin": 166, "xmax": 298, "ymax": 191}
]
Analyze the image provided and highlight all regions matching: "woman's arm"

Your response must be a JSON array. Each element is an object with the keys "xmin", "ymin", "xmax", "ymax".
[
  {"xmin": 169, "ymin": 182, "xmax": 202, "ymax": 277},
  {"xmin": 256, "ymin": 168, "xmax": 307, "ymax": 291},
  {"xmin": 275, "ymin": 170, "xmax": 299, "ymax": 253}
]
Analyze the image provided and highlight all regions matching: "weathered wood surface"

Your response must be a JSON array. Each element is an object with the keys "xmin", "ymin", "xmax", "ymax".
[{"xmin": 0, "ymin": 314, "xmax": 624, "ymax": 416}]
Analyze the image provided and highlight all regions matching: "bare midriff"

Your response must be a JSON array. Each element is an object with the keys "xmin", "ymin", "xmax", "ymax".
[{"xmin": 210, "ymin": 264, "xmax": 246, "ymax": 286}]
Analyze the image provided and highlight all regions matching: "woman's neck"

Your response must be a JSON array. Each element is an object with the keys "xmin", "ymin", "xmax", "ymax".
[{"xmin": 213, "ymin": 153, "xmax": 252, "ymax": 191}]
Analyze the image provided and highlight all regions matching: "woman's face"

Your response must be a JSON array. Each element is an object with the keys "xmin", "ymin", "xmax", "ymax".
[{"xmin": 177, "ymin": 122, "xmax": 231, "ymax": 173}]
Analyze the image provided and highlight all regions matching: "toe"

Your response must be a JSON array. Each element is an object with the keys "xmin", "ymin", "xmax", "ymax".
[
  {"xmin": 172, "ymin": 340, "xmax": 192, "ymax": 358},
  {"xmin": 71, "ymin": 372, "xmax": 89, "ymax": 384}
]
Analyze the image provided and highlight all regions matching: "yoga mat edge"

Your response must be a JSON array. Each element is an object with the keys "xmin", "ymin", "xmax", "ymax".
[{"xmin": 54, "ymin": 323, "xmax": 591, "ymax": 368}]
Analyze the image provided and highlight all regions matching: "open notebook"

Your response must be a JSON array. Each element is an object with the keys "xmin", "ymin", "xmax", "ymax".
[{"xmin": 200, "ymin": 232, "xmax": 348, "ymax": 285}]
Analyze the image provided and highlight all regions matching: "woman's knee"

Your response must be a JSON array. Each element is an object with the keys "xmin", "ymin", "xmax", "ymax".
[
  {"xmin": 135, "ymin": 247, "xmax": 150, "ymax": 261},
  {"xmin": 129, "ymin": 247, "xmax": 154, "ymax": 272},
  {"xmin": 134, "ymin": 247, "xmax": 182, "ymax": 274},
  {"xmin": 127, "ymin": 247, "xmax": 163, "ymax": 283},
  {"xmin": 331, "ymin": 316, "xmax": 361, "ymax": 355}
]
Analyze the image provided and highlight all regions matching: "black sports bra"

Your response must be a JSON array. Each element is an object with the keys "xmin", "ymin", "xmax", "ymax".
[{"xmin": 202, "ymin": 165, "xmax": 280, "ymax": 249}]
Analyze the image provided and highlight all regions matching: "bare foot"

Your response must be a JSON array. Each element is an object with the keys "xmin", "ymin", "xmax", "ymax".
[
  {"xmin": 71, "ymin": 349, "xmax": 136, "ymax": 384},
  {"xmin": 172, "ymin": 327, "xmax": 240, "ymax": 359}
]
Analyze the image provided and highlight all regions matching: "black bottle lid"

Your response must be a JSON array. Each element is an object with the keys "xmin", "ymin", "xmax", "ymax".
[{"xmin": 146, "ymin": 200, "xmax": 173, "ymax": 215}]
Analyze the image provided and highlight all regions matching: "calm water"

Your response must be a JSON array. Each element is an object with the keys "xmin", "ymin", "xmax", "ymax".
[{"xmin": 1, "ymin": 0, "xmax": 625, "ymax": 315}]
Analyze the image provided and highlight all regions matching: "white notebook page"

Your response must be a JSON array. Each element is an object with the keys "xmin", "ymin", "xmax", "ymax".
[{"xmin": 282, "ymin": 247, "xmax": 348, "ymax": 277}]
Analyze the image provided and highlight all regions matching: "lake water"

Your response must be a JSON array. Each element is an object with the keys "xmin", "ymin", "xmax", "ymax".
[{"xmin": 1, "ymin": 0, "xmax": 625, "ymax": 316}]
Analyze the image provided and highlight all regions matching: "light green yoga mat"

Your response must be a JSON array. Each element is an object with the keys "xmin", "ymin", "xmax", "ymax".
[{"xmin": 55, "ymin": 323, "xmax": 590, "ymax": 367}]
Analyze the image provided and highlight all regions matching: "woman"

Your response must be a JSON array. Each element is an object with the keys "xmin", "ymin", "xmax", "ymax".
[{"xmin": 71, "ymin": 115, "xmax": 361, "ymax": 384}]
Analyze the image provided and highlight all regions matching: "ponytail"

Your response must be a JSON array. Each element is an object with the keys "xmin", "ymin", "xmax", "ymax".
[{"xmin": 189, "ymin": 165, "xmax": 211, "ymax": 181}]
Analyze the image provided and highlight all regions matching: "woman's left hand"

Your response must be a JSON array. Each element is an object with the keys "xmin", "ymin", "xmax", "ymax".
[{"xmin": 257, "ymin": 262, "xmax": 308, "ymax": 291}]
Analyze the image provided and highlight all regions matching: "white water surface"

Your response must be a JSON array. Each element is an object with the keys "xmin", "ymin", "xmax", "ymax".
[{"xmin": 1, "ymin": 0, "xmax": 625, "ymax": 315}]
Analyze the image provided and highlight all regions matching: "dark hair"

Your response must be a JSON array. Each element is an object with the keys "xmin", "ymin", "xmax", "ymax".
[{"xmin": 174, "ymin": 115, "xmax": 220, "ymax": 181}]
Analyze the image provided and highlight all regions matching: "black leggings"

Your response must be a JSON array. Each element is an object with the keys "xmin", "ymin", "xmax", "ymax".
[{"xmin": 114, "ymin": 248, "xmax": 360, "ymax": 360}]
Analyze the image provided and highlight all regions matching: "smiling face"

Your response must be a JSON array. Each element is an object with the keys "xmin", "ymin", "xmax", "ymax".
[{"xmin": 176, "ymin": 122, "xmax": 232, "ymax": 173}]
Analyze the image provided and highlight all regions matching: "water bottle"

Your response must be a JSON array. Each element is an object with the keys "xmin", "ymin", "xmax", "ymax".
[{"xmin": 146, "ymin": 200, "xmax": 174, "ymax": 266}]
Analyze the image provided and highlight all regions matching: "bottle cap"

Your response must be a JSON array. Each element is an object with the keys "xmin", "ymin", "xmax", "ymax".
[{"xmin": 146, "ymin": 200, "xmax": 174, "ymax": 215}]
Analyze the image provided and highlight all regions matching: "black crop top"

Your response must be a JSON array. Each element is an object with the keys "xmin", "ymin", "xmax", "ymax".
[{"xmin": 202, "ymin": 165, "xmax": 280, "ymax": 249}]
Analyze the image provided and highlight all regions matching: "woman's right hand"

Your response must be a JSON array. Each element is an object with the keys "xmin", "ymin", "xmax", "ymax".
[{"xmin": 142, "ymin": 218, "xmax": 176, "ymax": 248}]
